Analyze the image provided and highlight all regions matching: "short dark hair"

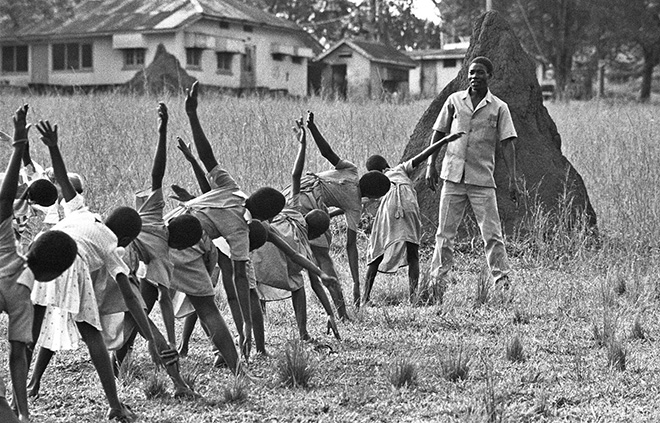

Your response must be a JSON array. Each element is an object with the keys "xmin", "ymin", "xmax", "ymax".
[
  {"xmin": 365, "ymin": 155, "xmax": 390, "ymax": 172},
  {"xmin": 305, "ymin": 209, "xmax": 330, "ymax": 240},
  {"xmin": 27, "ymin": 179, "xmax": 58, "ymax": 207},
  {"xmin": 248, "ymin": 220, "xmax": 269, "ymax": 251},
  {"xmin": 27, "ymin": 230, "xmax": 77, "ymax": 281},
  {"xmin": 168, "ymin": 214, "xmax": 202, "ymax": 249},
  {"xmin": 470, "ymin": 56, "xmax": 494, "ymax": 74},
  {"xmin": 104, "ymin": 207, "xmax": 142, "ymax": 244},
  {"xmin": 246, "ymin": 187, "xmax": 285, "ymax": 221},
  {"xmin": 359, "ymin": 171, "xmax": 391, "ymax": 199}
]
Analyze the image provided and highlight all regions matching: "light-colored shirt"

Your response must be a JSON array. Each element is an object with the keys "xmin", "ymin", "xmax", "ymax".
[
  {"xmin": 432, "ymin": 89, "xmax": 517, "ymax": 188},
  {"xmin": 0, "ymin": 217, "xmax": 27, "ymax": 288}
]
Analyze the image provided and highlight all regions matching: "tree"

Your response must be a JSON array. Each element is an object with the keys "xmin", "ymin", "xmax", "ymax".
[
  {"xmin": 607, "ymin": 0, "xmax": 660, "ymax": 101},
  {"xmin": 434, "ymin": 0, "xmax": 593, "ymax": 100},
  {"xmin": 0, "ymin": 0, "xmax": 80, "ymax": 28}
]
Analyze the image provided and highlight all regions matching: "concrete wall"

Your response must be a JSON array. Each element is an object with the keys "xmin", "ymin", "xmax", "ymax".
[
  {"xmin": 0, "ymin": 18, "xmax": 311, "ymax": 95},
  {"xmin": 319, "ymin": 45, "xmax": 372, "ymax": 99},
  {"xmin": 409, "ymin": 57, "xmax": 463, "ymax": 97}
]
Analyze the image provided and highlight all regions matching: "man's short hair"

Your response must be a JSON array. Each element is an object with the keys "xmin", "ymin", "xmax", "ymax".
[
  {"xmin": 27, "ymin": 230, "xmax": 77, "ymax": 281},
  {"xmin": 246, "ymin": 187, "xmax": 285, "ymax": 221},
  {"xmin": 365, "ymin": 155, "xmax": 390, "ymax": 172},
  {"xmin": 470, "ymin": 56, "xmax": 494, "ymax": 74},
  {"xmin": 27, "ymin": 179, "xmax": 58, "ymax": 206},
  {"xmin": 105, "ymin": 207, "xmax": 142, "ymax": 244},
  {"xmin": 168, "ymin": 214, "xmax": 202, "ymax": 249},
  {"xmin": 359, "ymin": 171, "xmax": 391, "ymax": 199},
  {"xmin": 305, "ymin": 209, "xmax": 330, "ymax": 240},
  {"xmin": 248, "ymin": 220, "xmax": 269, "ymax": 251}
]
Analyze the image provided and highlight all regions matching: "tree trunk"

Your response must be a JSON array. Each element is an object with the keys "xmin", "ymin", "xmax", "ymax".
[{"xmin": 639, "ymin": 49, "xmax": 657, "ymax": 102}]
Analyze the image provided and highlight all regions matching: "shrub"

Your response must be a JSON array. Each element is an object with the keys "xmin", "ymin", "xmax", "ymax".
[{"xmin": 441, "ymin": 346, "xmax": 469, "ymax": 382}]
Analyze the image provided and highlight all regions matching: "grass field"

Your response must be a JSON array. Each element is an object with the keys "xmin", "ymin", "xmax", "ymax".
[{"xmin": 0, "ymin": 92, "xmax": 659, "ymax": 422}]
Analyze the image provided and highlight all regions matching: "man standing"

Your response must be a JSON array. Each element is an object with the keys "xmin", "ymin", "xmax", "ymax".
[{"xmin": 425, "ymin": 56, "xmax": 520, "ymax": 299}]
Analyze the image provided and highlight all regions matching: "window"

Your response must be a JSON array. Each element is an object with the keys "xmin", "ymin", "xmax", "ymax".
[
  {"xmin": 123, "ymin": 49, "xmax": 145, "ymax": 68},
  {"xmin": 242, "ymin": 48, "xmax": 254, "ymax": 72},
  {"xmin": 243, "ymin": 25, "xmax": 253, "ymax": 32},
  {"xmin": 272, "ymin": 53, "xmax": 285, "ymax": 62},
  {"xmin": 444, "ymin": 58, "xmax": 457, "ymax": 68},
  {"xmin": 216, "ymin": 52, "xmax": 233, "ymax": 73},
  {"xmin": 291, "ymin": 56, "xmax": 303, "ymax": 65},
  {"xmin": 186, "ymin": 48, "xmax": 203, "ymax": 68},
  {"xmin": 52, "ymin": 43, "xmax": 93, "ymax": 71},
  {"xmin": 219, "ymin": 21, "xmax": 230, "ymax": 29},
  {"xmin": 2, "ymin": 45, "xmax": 28, "ymax": 73}
]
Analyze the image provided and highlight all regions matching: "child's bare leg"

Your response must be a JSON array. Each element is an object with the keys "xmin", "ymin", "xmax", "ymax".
[
  {"xmin": 290, "ymin": 288, "xmax": 309, "ymax": 341},
  {"xmin": 26, "ymin": 347, "xmax": 54, "ymax": 398},
  {"xmin": 26, "ymin": 305, "xmax": 46, "ymax": 365},
  {"xmin": 76, "ymin": 321, "xmax": 135, "ymax": 421},
  {"xmin": 310, "ymin": 245, "xmax": 349, "ymax": 321},
  {"xmin": 250, "ymin": 289, "xmax": 267, "ymax": 355},
  {"xmin": 178, "ymin": 313, "xmax": 198, "ymax": 357},
  {"xmin": 9, "ymin": 341, "xmax": 29, "ymax": 421},
  {"xmin": 308, "ymin": 273, "xmax": 340, "ymax": 340},
  {"xmin": 406, "ymin": 242, "xmax": 420, "ymax": 302},
  {"xmin": 219, "ymin": 254, "xmax": 242, "ymax": 334},
  {"xmin": 187, "ymin": 295, "xmax": 240, "ymax": 374},
  {"xmin": 363, "ymin": 255, "xmax": 384, "ymax": 306},
  {"xmin": 156, "ymin": 284, "xmax": 176, "ymax": 347}
]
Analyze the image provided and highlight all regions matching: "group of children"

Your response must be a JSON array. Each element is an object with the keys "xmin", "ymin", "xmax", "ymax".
[{"xmin": 0, "ymin": 82, "xmax": 462, "ymax": 422}]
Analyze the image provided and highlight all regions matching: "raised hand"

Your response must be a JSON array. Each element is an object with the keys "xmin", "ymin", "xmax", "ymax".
[
  {"xmin": 36, "ymin": 120, "xmax": 58, "ymax": 147},
  {"xmin": 305, "ymin": 110, "xmax": 314, "ymax": 127},
  {"xmin": 185, "ymin": 81, "xmax": 199, "ymax": 115},
  {"xmin": 176, "ymin": 137, "xmax": 196, "ymax": 163},
  {"xmin": 294, "ymin": 116, "xmax": 306, "ymax": 144},
  {"xmin": 12, "ymin": 104, "xmax": 30, "ymax": 142},
  {"xmin": 158, "ymin": 102, "xmax": 168, "ymax": 129}
]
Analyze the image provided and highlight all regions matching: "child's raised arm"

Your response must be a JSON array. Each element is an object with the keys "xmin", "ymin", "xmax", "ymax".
[
  {"xmin": 36, "ymin": 120, "xmax": 77, "ymax": 202},
  {"xmin": 412, "ymin": 132, "xmax": 464, "ymax": 168},
  {"xmin": 306, "ymin": 111, "xmax": 341, "ymax": 166},
  {"xmin": 184, "ymin": 81, "xmax": 219, "ymax": 173},
  {"xmin": 177, "ymin": 137, "xmax": 211, "ymax": 194},
  {"xmin": 151, "ymin": 102, "xmax": 168, "ymax": 191},
  {"xmin": 0, "ymin": 105, "xmax": 29, "ymax": 222},
  {"xmin": 291, "ymin": 117, "xmax": 306, "ymax": 196}
]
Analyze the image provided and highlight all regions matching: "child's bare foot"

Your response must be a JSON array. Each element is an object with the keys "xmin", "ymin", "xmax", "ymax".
[
  {"xmin": 27, "ymin": 381, "xmax": 40, "ymax": 398},
  {"xmin": 106, "ymin": 404, "xmax": 137, "ymax": 422},
  {"xmin": 177, "ymin": 343, "xmax": 189, "ymax": 358}
]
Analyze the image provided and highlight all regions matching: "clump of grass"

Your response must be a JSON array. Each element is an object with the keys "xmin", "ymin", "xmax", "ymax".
[
  {"xmin": 482, "ymin": 358, "xmax": 503, "ymax": 422},
  {"xmin": 441, "ymin": 346, "xmax": 469, "ymax": 382},
  {"xmin": 512, "ymin": 308, "xmax": 530, "ymax": 324},
  {"xmin": 593, "ymin": 309, "xmax": 618, "ymax": 348},
  {"xmin": 612, "ymin": 271, "xmax": 626, "ymax": 296},
  {"xmin": 474, "ymin": 266, "xmax": 490, "ymax": 308},
  {"xmin": 607, "ymin": 339, "xmax": 627, "ymax": 371},
  {"xmin": 631, "ymin": 315, "xmax": 647, "ymax": 341},
  {"xmin": 505, "ymin": 335, "xmax": 526, "ymax": 363},
  {"xmin": 387, "ymin": 357, "xmax": 418, "ymax": 388},
  {"xmin": 181, "ymin": 365, "xmax": 202, "ymax": 392},
  {"xmin": 117, "ymin": 351, "xmax": 144, "ymax": 386},
  {"xmin": 143, "ymin": 373, "xmax": 170, "ymax": 399},
  {"xmin": 223, "ymin": 375, "xmax": 249, "ymax": 403},
  {"xmin": 277, "ymin": 339, "xmax": 314, "ymax": 388}
]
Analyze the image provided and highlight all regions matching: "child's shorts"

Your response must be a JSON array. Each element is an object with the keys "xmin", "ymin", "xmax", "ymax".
[{"xmin": 0, "ymin": 281, "xmax": 33, "ymax": 344}]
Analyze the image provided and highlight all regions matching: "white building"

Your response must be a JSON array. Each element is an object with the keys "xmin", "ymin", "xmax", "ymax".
[
  {"xmin": 0, "ymin": 0, "xmax": 320, "ymax": 96},
  {"xmin": 406, "ymin": 42, "xmax": 469, "ymax": 98}
]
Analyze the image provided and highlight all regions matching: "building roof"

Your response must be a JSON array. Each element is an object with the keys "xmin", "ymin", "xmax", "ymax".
[
  {"xmin": 316, "ymin": 39, "xmax": 417, "ymax": 68},
  {"xmin": 406, "ymin": 43, "xmax": 468, "ymax": 61},
  {"xmin": 0, "ymin": 0, "xmax": 313, "ymax": 42}
]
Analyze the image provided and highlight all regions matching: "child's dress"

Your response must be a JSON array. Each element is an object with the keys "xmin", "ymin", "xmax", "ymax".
[
  {"xmin": 367, "ymin": 160, "xmax": 421, "ymax": 272},
  {"xmin": 31, "ymin": 194, "xmax": 129, "ymax": 350}
]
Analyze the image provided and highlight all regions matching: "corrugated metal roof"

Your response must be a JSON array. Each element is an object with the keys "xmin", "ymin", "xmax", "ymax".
[
  {"xmin": 316, "ymin": 39, "xmax": 417, "ymax": 68},
  {"xmin": 405, "ymin": 48, "xmax": 467, "ymax": 60},
  {"xmin": 0, "ymin": 0, "xmax": 305, "ymax": 40}
]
